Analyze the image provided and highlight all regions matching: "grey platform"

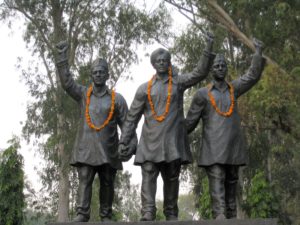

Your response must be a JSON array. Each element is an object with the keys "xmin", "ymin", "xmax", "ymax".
[{"xmin": 49, "ymin": 218, "xmax": 277, "ymax": 225}]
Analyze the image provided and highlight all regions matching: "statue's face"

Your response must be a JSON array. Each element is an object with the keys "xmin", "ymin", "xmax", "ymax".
[
  {"xmin": 153, "ymin": 53, "xmax": 170, "ymax": 74},
  {"xmin": 212, "ymin": 59, "xmax": 228, "ymax": 81},
  {"xmin": 91, "ymin": 65, "xmax": 109, "ymax": 86}
]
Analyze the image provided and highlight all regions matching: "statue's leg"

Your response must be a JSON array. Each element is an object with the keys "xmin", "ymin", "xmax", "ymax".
[
  {"xmin": 140, "ymin": 161, "xmax": 159, "ymax": 221},
  {"xmin": 98, "ymin": 164, "xmax": 117, "ymax": 221},
  {"xmin": 74, "ymin": 164, "xmax": 96, "ymax": 222},
  {"xmin": 225, "ymin": 165, "xmax": 239, "ymax": 219},
  {"xmin": 161, "ymin": 159, "xmax": 181, "ymax": 221},
  {"xmin": 205, "ymin": 164, "xmax": 226, "ymax": 219}
]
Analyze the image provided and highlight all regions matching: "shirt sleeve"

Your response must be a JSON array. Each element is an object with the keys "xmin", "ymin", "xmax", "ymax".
[
  {"xmin": 119, "ymin": 84, "xmax": 146, "ymax": 146},
  {"xmin": 185, "ymin": 89, "xmax": 207, "ymax": 134},
  {"xmin": 56, "ymin": 60, "xmax": 83, "ymax": 102},
  {"xmin": 178, "ymin": 51, "xmax": 215, "ymax": 90},
  {"xmin": 232, "ymin": 53, "xmax": 266, "ymax": 97}
]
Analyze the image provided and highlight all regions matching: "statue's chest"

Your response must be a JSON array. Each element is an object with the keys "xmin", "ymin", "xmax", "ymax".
[{"xmin": 88, "ymin": 94, "xmax": 112, "ymax": 115}]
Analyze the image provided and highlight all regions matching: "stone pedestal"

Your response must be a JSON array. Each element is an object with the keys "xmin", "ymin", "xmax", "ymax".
[{"xmin": 49, "ymin": 218, "xmax": 277, "ymax": 225}]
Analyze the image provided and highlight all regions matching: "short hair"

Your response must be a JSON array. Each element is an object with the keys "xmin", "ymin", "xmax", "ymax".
[
  {"xmin": 92, "ymin": 58, "xmax": 109, "ymax": 72},
  {"xmin": 213, "ymin": 54, "xmax": 227, "ymax": 65},
  {"xmin": 150, "ymin": 48, "xmax": 171, "ymax": 66}
]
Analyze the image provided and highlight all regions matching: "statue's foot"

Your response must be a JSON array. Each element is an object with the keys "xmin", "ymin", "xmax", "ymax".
[
  {"xmin": 140, "ymin": 212, "xmax": 155, "ymax": 221},
  {"xmin": 72, "ymin": 214, "xmax": 89, "ymax": 222},
  {"xmin": 215, "ymin": 213, "xmax": 226, "ymax": 220},
  {"xmin": 166, "ymin": 215, "xmax": 178, "ymax": 221}
]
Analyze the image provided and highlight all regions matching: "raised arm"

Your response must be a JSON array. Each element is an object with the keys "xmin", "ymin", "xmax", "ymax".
[
  {"xmin": 55, "ymin": 41, "xmax": 83, "ymax": 101},
  {"xmin": 179, "ymin": 31, "xmax": 215, "ymax": 90},
  {"xmin": 185, "ymin": 90, "xmax": 206, "ymax": 134},
  {"xmin": 232, "ymin": 38, "xmax": 266, "ymax": 97}
]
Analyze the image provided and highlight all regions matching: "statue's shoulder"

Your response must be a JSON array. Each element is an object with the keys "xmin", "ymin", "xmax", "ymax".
[
  {"xmin": 195, "ymin": 86, "xmax": 209, "ymax": 99},
  {"xmin": 137, "ymin": 81, "xmax": 148, "ymax": 93},
  {"xmin": 132, "ymin": 81, "xmax": 148, "ymax": 101},
  {"xmin": 114, "ymin": 91, "xmax": 126, "ymax": 102},
  {"xmin": 112, "ymin": 91, "xmax": 128, "ymax": 109}
]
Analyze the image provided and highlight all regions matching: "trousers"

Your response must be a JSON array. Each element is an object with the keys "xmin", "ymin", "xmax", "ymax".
[
  {"xmin": 76, "ymin": 164, "xmax": 117, "ymax": 220},
  {"xmin": 205, "ymin": 164, "xmax": 239, "ymax": 219},
  {"xmin": 141, "ymin": 160, "xmax": 181, "ymax": 220}
]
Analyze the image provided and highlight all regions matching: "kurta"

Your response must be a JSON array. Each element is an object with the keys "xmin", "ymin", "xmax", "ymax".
[
  {"xmin": 185, "ymin": 53, "xmax": 266, "ymax": 166},
  {"xmin": 120, "ymin": 51, "xmax": 214, "ymax": 165},
  {"xmin": 57, "ymin": 66, "xmax": 133, "ymax": 170}
]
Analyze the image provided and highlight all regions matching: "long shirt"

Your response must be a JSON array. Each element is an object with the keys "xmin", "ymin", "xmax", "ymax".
[
  {"xmin": 185, "ymin": 53, "xmax": 266, "ymax": 166},
  {"xmin": 57, "ymin": 62, "xmax": 135, "ymax": 170},
  {"xmin": 119, "ymin": 51, "xmax": 215, "ymax": 165}
]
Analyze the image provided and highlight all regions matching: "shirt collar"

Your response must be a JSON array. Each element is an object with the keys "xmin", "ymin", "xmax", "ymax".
[
  {"xmin": 210, "ymin": 80, "xmax": 229, "ymax": 92},
  {"xmin": 92, "ymin": 84, "xmax": 109, "ymax": 97},
  {"xmin": 152, "ymin": 73, "xmax": 177, "ymax": 84}
]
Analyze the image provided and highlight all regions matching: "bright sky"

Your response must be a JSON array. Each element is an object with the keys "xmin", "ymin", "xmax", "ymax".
[{"xmin": 0, "ymin": 2, "xmax": 191, "ymax": 199}]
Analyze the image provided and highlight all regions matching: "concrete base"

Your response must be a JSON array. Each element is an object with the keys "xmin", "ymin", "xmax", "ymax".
[{"xmin": 48, "ymin": 218, "xmax": 277, "ymax": 225}]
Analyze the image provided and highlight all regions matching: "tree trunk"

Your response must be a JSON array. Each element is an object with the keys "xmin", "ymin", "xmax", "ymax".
[
  {"xmin": 57, "ymin": 111, "xmax": 70, "ymax": 222},
  {"xmin": 51, "ymin": 1, "xmax": 69, "ymax": 221}
]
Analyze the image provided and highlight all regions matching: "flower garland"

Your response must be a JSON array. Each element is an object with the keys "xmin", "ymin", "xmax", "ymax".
[
  {"xmin": 147, "ymin": 66, "xmax": 172, "ymax": 122},
  {"xmin": 85, "ymin": 85, "xmax": 115, "ymax": 131},
  {"xmin": 207, "ymin": 82, "xmax": 235, "ymax": 117}
]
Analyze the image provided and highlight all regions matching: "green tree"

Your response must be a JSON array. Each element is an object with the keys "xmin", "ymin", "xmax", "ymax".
[
  {"xmin": 197, "ymin": 177, "xmax": 212, "ymax": 220},
  {"xmin": 243, "ymin": 171, "xmax": 280, "ymax": 218},
  {"xmin": 1, "ymin": 0, "xmax": 172, "ymax": 221},
  {"xmin": 0, "ymin": 137, "xmax": 25, "ymax": 225}
]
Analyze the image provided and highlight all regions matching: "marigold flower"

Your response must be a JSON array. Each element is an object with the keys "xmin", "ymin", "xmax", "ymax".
[
  {"xmin": 207, "ymin": 82, "xmax": 235, "ymax": 117},
  {"xmin": 147, "ymin": 66, "xmax": 173, "ymax": 122},
  {"xmin": 85, "ymin": 85, "xmax": 115, "ymax": 131}
]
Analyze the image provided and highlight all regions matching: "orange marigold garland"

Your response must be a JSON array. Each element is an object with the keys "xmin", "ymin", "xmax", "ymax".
[
  {"xmin": 147, "ymin": 66, "xmax": 172, "ymax": 122},
  {"xmin": 208, "ymin": 82, "xmax": 235, "ymax": 117},
  {"xmin": 85, "ymin": 85, "xmax": 115, "ymax": 131}
]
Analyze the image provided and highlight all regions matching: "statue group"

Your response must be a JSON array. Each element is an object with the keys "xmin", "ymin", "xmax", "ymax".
[{"xmin": 56, "ymin": 32, "xmax": 265, "ymax": 222}]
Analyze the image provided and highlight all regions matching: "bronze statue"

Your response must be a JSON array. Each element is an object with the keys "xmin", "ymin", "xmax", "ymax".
[
  {"xmin": 118, "ymin": 32, "xmax": 215, "ymax": 221},
  {"xmin": 55, "ymin": 42, "xmax": 136, "ymax": 222},
  {"xmin": 185, "ymin": 38, "xmax": 265, "ymax": 219}
]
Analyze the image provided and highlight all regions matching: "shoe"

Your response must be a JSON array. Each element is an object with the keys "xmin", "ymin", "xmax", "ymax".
[
  {"xmin": 215, "ymin": 213, "xmax": 226, "ymax": 220},
  {"xmin": 72, "ymin": 214, "xmax": 89, "ymax": 222},
  {"xmin": 140, "ymin": 212, "xmax": 155, "ymax": 221}
]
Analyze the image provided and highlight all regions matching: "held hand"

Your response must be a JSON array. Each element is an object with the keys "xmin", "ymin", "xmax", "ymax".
[
  {"xmin": 253, "ymin": 38, "xmax": 264, "ymax": 55},
  {"xmin": 56, "ymin": 40, "xmax": 68, "ymax": 54},
  {"xmin": 118, "ymin": 144, "xmax": 133, "ymax": 162}
]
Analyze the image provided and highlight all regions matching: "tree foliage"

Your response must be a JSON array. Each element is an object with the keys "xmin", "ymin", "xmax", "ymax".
[
  {"xmin": 243, "ymin": 171, "xmax": 280, "ymax": 218},
  {"xmin": 0, "ymin": 137, "xmax": 25, "ymax": 225}
]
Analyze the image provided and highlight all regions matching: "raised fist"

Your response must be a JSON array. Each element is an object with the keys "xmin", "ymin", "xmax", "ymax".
[
  {"xmin": 56, "ymin": 40, "xmax": 68, "ymax": 54},
  {"xmin": 204, "ymin": 31, "xmax": 214, "ymax": 44},
  {"xmin": 253, "ymin": 38, "xmax": 264, "ymax": 55}
]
